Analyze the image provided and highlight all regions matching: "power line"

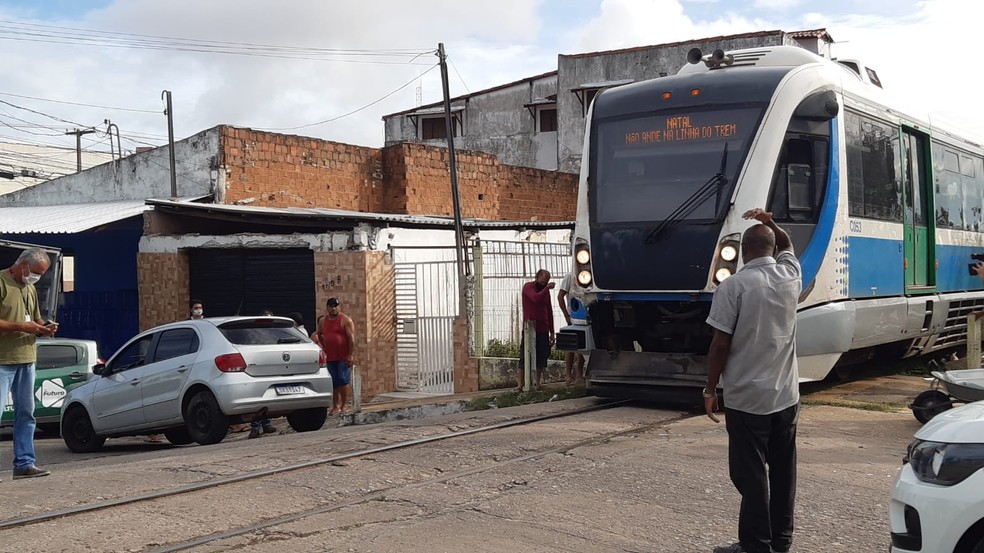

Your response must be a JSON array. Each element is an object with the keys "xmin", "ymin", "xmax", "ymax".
[
  {"xmin": 0, "ymin": 97, "xmax": 90, "ymax": 127},
  {"xmin": 256, "ymin": 63, "xmax": 440, "ymax": 131},
  {"xmin": 448, "ymin": 57, "xmax": 471, "ymax": 94},
  {"xmin": 0, "ymin": 90, "xmax": 161, "ymax": 114},
  {"xmin": 0, "ymin": 20, "xmax": 436, "ymax": 65}
]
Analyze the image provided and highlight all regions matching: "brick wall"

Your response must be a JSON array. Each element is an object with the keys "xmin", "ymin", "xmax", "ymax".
[
  {"xmin": 137, "ymin": 252, "xmax": 189, "ymax": 330},
  {"xmin": 497, "ymin": 164, "xmax": 578, "ymax": 221},
  {"xmin": 313, "ymin": 250, "xmax": 396, "ymax": 403},
  {"xmin": 218, "ymin": 126, "xmax": 576, "ymax": 221},
  {"xmin": 221, "ymin": 126, "xmax": 380, "ymax": 210}
]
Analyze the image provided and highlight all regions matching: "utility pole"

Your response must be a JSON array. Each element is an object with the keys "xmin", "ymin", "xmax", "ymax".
[
  {"xmin": 437, "ymin": 43, "xmax": 467, "ymax": 289},
  {"xmin": 64, "ymin": 128, "xmax": 95, "ymax": 173},
  {"xmin": 162, "ymin": 90, "xmax": 177, "ymax": 198}
]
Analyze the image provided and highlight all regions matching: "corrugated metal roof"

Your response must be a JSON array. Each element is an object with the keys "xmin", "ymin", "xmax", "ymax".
[
  {"xmin": 0, "ymin": 200, "xmax": 147, "ymax": 234},
  {"xmin": 146, "ymin": 200, "xmax": 573, "ymax": 230}
]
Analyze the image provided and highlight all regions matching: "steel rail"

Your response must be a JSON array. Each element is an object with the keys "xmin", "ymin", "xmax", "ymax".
[{"xmin": 0, "ymin": 399, "xmax": 632, "ymax": 532}]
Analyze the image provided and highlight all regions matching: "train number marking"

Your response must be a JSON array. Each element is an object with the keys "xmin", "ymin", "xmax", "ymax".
[{"xmin": 849, "ymin": 220, "xmax": 862, "ymax": 233}]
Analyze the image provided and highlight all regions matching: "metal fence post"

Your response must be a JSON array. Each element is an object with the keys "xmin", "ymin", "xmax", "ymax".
[
  {"xmin": 352, "ymin": 364, "xmax": 362, "ymax": 413},
  {"xmin": 523, "ymin": 320, "xmax": 535, "ymax": 392},
  {"xmin": 473, "ymin": 242, "xmax": 485, "ymax": 356},
  {"xmin": 968, "ymin": 313, "xmax": 983, "ymax": 369}
]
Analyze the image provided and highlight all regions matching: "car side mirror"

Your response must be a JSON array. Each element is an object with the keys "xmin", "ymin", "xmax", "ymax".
[{"xmin": 93, "ymin": 363, "xmax": 106, "ymax": 376}]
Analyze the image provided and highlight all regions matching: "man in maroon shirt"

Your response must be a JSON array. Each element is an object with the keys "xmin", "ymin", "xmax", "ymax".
[{"xmin": 519, "ymin": 269, "xmax": 555, "ymax": 390}]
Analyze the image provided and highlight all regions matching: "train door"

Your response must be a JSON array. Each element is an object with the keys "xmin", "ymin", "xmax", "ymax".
[{"xmin": 901, "ymin": 127, "xmax": 935, "ymax": 290}]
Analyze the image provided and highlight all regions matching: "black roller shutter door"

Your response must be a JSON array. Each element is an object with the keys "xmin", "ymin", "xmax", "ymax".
[{"xmin": 188, "ymin": 248, "xmax": 316, "ymax": 332}]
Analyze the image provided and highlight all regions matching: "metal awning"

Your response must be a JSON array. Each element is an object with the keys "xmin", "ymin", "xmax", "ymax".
[
  {"xmin": 146, "ymin": 199, "xmax": 573, "ymax": 231},
  {"xmin": 0, "ymin": 200, "xmax": 148, "ymax": 234},
  {"xmin": 408, "ymin": 105, "xmax": 465, "ymax": 117},
  {"xmin": 571, "ymin": 79, "xmax": 634, "ymax": 115},
  {"xmin": 405, "ymin": 105, "xmax": 465, "ymax": 137},
  {"xmin": 570, "ymin": 79, "xmax": 635, "ymax": 93}
]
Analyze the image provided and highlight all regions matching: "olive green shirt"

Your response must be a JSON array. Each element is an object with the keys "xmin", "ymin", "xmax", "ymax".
[{"xmin": 0, "ymin": 270, "xmax": 42, "ymax": 364}]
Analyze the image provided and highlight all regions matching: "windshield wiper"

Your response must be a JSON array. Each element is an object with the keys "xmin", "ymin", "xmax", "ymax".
[
  {"xmin": 644, "ymin": 143, "xmax": 729, "ymax": 244},
  {"xmin": 277, "ymin": 337, "xmax": 302, "ymax": 344}
]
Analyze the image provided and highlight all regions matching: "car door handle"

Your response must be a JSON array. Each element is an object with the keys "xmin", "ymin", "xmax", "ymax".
[
  {"xmin": 69, "ymin": 371, "xmax": 85, "ymax": 379},
  {"xmin": 177, "ymin": 365, "xmax": 189, "ymax": 373},
  {"xmin": 129, "ymin": 379, "xmax": 140, "ymax": 386}
]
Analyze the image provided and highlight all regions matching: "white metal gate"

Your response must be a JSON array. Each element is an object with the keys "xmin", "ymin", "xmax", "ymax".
[{"xmin": 394, "ymin": 259, "xmax": 458, "ymax": 393}]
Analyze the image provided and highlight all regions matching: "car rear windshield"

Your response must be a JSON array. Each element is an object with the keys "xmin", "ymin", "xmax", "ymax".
[
  {"xmin": 217, "ymin": 319, "xmax": 310, "ymax": 345},
  {"xmin": 37, "ymin": 344, "xmax": 80, "ymax": 370}
]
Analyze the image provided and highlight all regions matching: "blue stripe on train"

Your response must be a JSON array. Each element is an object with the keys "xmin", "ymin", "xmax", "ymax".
[
  {"xmin": 847, "ymin": 238, "xmax": 984, "ymax": 296},
  {"xmin": 798, "ymin": 117, "xmax": 840, "ymax": 289},
  {"xmin": 847, "ymin": 236, "xmax": 904, "ymax": 297}
]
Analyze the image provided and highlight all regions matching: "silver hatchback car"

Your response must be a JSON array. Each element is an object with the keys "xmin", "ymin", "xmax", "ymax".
[{"xmin": 60, "ymin": 317, "xmax": 332, "ymax": 452}]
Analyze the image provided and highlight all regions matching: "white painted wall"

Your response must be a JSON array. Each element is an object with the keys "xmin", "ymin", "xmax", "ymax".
[{"xmin": 0, "ymin": 128, "xmax": 220, "ymax": 207}]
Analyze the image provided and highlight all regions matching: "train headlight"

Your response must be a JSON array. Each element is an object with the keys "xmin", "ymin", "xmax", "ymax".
[
  {"xmin": 720, "ymin": 245, "xmax": 738, "ymax": 262},
  {"xmin": 577, "ymin": 270, "xmax": 593, "ymax": 286},
  {"xmin": 714, "ymin": 268, "xmax": 732, "ymax": 283},
  {"xmin": 576, "ymin": 249, "xmax": 591, "ymax": 265}
]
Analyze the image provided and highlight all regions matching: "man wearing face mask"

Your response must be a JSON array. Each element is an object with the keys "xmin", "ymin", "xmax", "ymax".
[
  {"xmin": 189, "ymin": 299, "xmax": 204, "ymax": 320},
  {"xmin": 519, "ymin": 269, "xmax": 555, "ymax": 390},
  {"xmin": 0, "ymin": 248, "xmax": 55, "ymax": 479}
]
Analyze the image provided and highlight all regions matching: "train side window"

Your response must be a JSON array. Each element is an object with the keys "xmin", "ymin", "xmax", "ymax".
[
  {"xmin": 846, "ymin": 111, "xmax": 902, "ymax": 222},
  {"xmin": 768, "ymin": 136, "xmax": 827, "ymax": 222}
]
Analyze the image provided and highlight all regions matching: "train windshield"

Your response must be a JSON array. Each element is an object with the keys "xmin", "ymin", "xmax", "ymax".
[{"xmin": 592, "ymin": 106, "xmax": 764, "ymax": 224}]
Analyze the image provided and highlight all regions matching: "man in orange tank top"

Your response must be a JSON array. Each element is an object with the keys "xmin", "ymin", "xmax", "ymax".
[{"xmin": 316, "ymin": 297, "xmax": 356, "ymax": 415}]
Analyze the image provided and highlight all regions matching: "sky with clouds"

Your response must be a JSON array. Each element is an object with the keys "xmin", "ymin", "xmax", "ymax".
[{"xmin": 0, "ymin": 0, "xmax": 978, "ymax": 160}]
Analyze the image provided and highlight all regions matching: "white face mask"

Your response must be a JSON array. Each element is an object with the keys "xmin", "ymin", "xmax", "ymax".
[
  {"xmin": 24, "ymin": 272, "xmax": 41, "ymax": 285},
  {"xmin": 192, "ymin": 308, "xmax": 203, "ymax": 317}
]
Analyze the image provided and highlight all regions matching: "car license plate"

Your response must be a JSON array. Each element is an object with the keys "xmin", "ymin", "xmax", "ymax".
[{"xmin": 275, "ymin": 385, "xmax": 304, "ymax": 396}]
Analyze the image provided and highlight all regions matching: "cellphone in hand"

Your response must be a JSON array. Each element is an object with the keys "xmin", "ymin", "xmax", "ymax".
[{"xmin": 44, "ymin": 320, "xmax": 59, "ymax": 329}]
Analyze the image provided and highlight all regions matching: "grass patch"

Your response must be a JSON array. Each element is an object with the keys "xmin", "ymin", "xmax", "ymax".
[
  {"xmin": 466, "ymin": 385, "xmax": 587, "ymax": 411},
  {"xmin": 802, "ymin": 397, "xmax": 909, "ymax": 413}
]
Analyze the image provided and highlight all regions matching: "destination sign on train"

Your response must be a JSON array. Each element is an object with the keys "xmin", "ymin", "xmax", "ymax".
[{"xmin": 623, "ymin": 115, "xmax": 738, "ymax": 145}]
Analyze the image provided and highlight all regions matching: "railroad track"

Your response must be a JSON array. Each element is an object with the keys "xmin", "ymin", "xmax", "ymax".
[
  {"xmin": 0, "ymin": 399, "xmax": 703, "ymax": 553},
  {"xmin": 0, "ymin": 399, "xmax": 634, "ymax": 533}
]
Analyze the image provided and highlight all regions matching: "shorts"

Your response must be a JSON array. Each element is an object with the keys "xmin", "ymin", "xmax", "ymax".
[
  {"xmin": 518, "ymin": 331, "xmax": 551, "ymax": 369},
  {"xmin": 327, "ymin": 361, "xmax": 351, "ymax": 387}
]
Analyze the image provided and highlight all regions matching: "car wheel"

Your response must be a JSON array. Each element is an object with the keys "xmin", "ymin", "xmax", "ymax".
[
  {"xmin": 910, "ymin": 390, "xmax": 952, "ymax": 424},
  {"xmin": 287, "ymin": 407, "xmax": 328, "ymax": 432},
  {"xmin": 62, "ymin": 406, "xmax": 106, "ymax": 453},
  {"xmin": 37, "ymin": 422, "xmax": 61, "ymax": 436},
  {"xmin": 183, "ymin": 390, "xmax": 229, "ymax": 445},
  {"xmin": 163, "ymin": 427, "xmax": 194, "ymax": 445},
  {"xmin": 971, "ymin": 537, "xmax": 984, "ymax": 553}
]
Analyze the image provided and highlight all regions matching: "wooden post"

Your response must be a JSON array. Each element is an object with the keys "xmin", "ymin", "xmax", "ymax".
[
  {"xmin": 968, "ymin": 312, "xmax": 984, "ymax": 369},
  {"xmin": 352, "ymin": 364, "xmax": 362, "ymax": 413},
  {"xmin": 523, "ymin": 320, "xmax": 535, "ymax": 392}
]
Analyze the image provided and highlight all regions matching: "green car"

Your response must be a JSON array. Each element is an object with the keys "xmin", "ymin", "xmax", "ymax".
[{"xmin": 1, "ymin": 337, "xmax": 101, "ymax": 435}]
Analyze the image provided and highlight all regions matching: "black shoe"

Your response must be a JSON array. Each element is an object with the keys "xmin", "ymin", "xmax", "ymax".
[
  {"xmin": 713, "ymin": 544, "xmax": 747, "ymax": 553},
  {"xmin": 262, "ymin": 425, "xmax": 276, "ymax": 434},
  {"xmin": 13, "ymin": 466, "xmax": 50, "ymax": 479},
  {"xmin": 247, "ymin": 428, "xmax": 260, "ymax": 439}
]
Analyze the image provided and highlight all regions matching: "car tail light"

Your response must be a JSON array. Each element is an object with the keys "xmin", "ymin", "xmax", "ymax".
[
  {"xmin": 319, "ymin": 349, "xmax": 327, "ymax": 367},
  {"xmin": 215, "ymin": 353, "xmax": 247, "ymax": 372}
]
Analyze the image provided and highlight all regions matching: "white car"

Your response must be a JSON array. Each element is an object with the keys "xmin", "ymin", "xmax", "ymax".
[
  {"xmin": 60, "ymin": 317, "xmax": 333, "ymax": 452},
  {"xmin": 890, "ymin": 401, "xmax": 984, "ymax": 553}
]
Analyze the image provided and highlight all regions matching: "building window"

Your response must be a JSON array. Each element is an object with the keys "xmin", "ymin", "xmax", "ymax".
[
  {"xmin": 419, "ymin": 116, "xmax": 461, "ymax": 140},
  {"xmin": 537, "ymin": 107, "xmax": 557, "ymax": 132}
]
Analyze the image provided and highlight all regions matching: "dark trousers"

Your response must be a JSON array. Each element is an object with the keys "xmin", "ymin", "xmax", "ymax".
[{"xmin": 725, "ymin": 404, "xmax": 798, "ymax": 553}]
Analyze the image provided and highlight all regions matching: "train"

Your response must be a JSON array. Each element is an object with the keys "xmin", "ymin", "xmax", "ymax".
[{"xmin": 555, "ymin": 45, "xmax": 984, "ymax": 399}]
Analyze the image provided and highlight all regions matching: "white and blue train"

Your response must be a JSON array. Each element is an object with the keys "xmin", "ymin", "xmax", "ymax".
[{"xmin": 557, "ymin": 45, "xmax": 984, "ymax": 398}]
